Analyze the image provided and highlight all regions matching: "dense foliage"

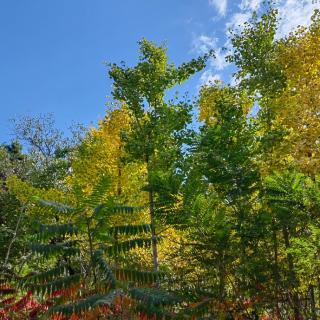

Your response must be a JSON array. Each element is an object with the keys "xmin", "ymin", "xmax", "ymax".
[{"xmin": 1, "ymin": 6, "xmax": 320, "ymax": 320}]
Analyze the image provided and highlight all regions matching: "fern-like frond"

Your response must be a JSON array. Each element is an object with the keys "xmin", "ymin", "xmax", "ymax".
[
  {"xmin": 30, "ymin": 242, "xmax": 80, "ymax": 258},
  {"xmin": 92, "ymin": 204, "xmax": 145, "ymax": 223},
  {"xmin": 30, "ymin": 273, "xmax": 81, "ymax": 296},
  {"xmin": 34, "ymin": 198, "xmax": 76, "ymax": 214},
  {"xmin": 129, "ymin": 288, "xmax": 181, "ymax": 306},
  {"xmin": 37, "ymin": 223, "xmax": 77, "ymax": 241},
  {"xmin": 114, "ymin": 268, "xmax": 165, "ymax": 284},
  {"xmin": 84, "ymin": 175, "xmax": 111, "ymax": 208},
  {"xmin": 111, "ymin": 205, "xmax": 144, "ymax": 214},
  {"xmin": 110, "ymin": 224, "xmax": 151, "ymax": 236},
  {"xmin": 265, "ymin": 172, "xmax": 306, "ymax": 210},
  {"xmin": 24, "ymin": 265, "xmax": 67, "ymax": 285},
  {"xmin": 47, "ymin": 290, "xmax": 121, "ymax": 317},
  {"xmin": 93, "ymin": 250, "xmax": 116, "ymax": 289},
  {"xmin": 106, "ymin": 238, "xmax": 152, "ymax": 255}
]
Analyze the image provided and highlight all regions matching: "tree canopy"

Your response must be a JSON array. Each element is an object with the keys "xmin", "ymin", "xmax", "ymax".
[{"xmin": 1, "ymin": 6, "xmax": 320, "ymax": 320}]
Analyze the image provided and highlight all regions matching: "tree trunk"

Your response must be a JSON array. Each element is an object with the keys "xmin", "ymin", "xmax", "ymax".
[
  {"xmin": 117, "ymin": 165, "xmax": 122, "ymax": 196},
  {"xmin": 149, "ymin": 188, "xmax": 159, "ymax": 271},
  {"xmin": 86, "ymin": 216, "xmax": 97, "ymax": 289},
  {"xmin": 282, "ymin": 227, "xmax": 300, "ymax": 319},
  {"xmin": 4, "ymin": 207, "xmax": 24, "ymax": 266},
  {"xmin": 218, "ymin": 256, "xmax": 225, "ymax": 302},
  {"xmin": 272, "ymin": 222, "xmax": 281, "ymax": 317},
  {"xmin": 117, "ymin": 146, "xmax": 122, "ymax": 196},
  {"xmin": 146, "ymin": 154, "xmax": 159, "ymax": 272},
  {"xmin": 309, "ymin": 285, "xmax": 317, "ymax": 320}
]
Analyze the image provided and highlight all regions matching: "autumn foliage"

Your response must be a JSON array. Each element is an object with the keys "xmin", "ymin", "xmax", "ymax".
[{"xmin": 1, "ymin": 5, "xmax": 320, "ymax": 320}]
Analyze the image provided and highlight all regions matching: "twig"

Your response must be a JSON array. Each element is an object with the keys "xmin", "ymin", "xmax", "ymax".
[{"xmin": 4, "ymin": 205, "xmax": 25, "ymax": 266}]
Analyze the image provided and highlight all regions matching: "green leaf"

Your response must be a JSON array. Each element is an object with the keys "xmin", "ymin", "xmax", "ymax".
[
  {"xmin": 35, "ymin": 198, "xmax": 76, "ymax": 214},
  {"xmin": 48, "ymin": 290, "xmax": 121, "ymax": 317},
  {"xmin": 106, "ymin": 238, "xmax": 153, "ymax": 255},
  {"xmin": 110, "ymin": 224, "xmax": 151, "ymax": 236},
  {"xmin": 30, "ymin": 241, "xmax": 80, "ymax": 258},
  {"xmin": 93, "ymin": 250, "xmax": 116, "ymax": 289},
  {"xmin": 37, "ymin": 223, "xmax": 77, "ymax": 241},
  {"xmin": 129, "ymin": 287, "xmax": 181, "ymax": 306},
  {"xmin": 114, "ymin": 268, "xmax": 165, "ymax": 284},
  {"xmin": 84, "ymin": 175, "xmax": 111, "ymax": 208},
  {"xmin": 30, "ymin": 273, "xmax": 81, "ymax": 296},
  {"xmin": 24, "ymin": 264, "xmax": 67, "ymax": 285}
]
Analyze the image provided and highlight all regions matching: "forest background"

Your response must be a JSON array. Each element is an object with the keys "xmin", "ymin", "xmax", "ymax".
[{"xmin": 1, "ymin": 2, "xmax": 320, "ymax": 319}]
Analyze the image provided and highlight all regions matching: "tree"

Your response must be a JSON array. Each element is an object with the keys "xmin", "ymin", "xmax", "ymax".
[
  {"xmin": 268, "ymin": 11, "xmax": 320, "ymax": 176},
  {"xmin": 108, "ymin": 39, "xmax": 212, "ymax": 271},
  {"xmin": 181, "ymin": 83, "xmax": 271, "ymax": 317},
  {"xmin": 0, "ymin": 143, "xmax": 31, "ymax": 279},
  {"xmin": 228, "ymin": 6, "xmax": 320, "ymax": 176},
  {"xmin": 69, "ymin": 106, "xmax": 146, "ymax": 204},
  {"xmin": 11, "ymin": 114, "xmax": 85, "ymax": 188},
  {"xmin": 266, "ymin": 171, "xmax": 320, "ymax": 319},
  {"xmin": 2, "ymin": 5, "xmax": 320, "ymax": 318},
  {"xmin": 1, "ymin": 176, "xmax": 178, "ymax": 319}
]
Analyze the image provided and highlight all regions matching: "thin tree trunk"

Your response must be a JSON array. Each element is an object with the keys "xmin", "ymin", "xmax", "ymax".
[
  {"xmin": 86, "ymin": 217, "xmax": 97, "ymax": 289},
  {"xmin": 117, "ymin": 146, "xmax": 122, "ymax": 196},
  {"xmin": 272, "ymin": 222, "xmax": 281, "ymax": 317},
  {"xmin": 149, "ymin": 188, "xmax": 159, "ymax": 271},
  {"xmin": 282, "ymin": 227, "xmax": 300, "ymax": 319},
  {"xmin": 146, "ymin": 154, "xmax": 159, "ymax": 272},
  {"xmin": 218, "ymin": 256, "xmax": 225, "ymax": 302},
  {"xmin": 4, "ymin": 206, "xmax": 24, "ymax": 266},
  {"xmin": 318, "ymin": 278, "xmax": 320, "ymax": 312},
  {"xmin": 309, "ymin": 285, "xmax": 317, "ymax": 320}
]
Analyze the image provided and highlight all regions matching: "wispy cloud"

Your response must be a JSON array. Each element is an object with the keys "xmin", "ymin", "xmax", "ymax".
[
  {"xmin": 225, "ymin": 0, "xmax": 261, "ymax": 35},
  {"xmin": 200, "ymin": 71, "xmax": 221, "ymax": 86},
  {"xmin": 276, "ymin": 0, "xmax": 319, "ymax": 38},
  {"xmin": 192, "ymin": 34, "xmax": 218, "ymax": 54},
  {"xmin": 195, "ymin": 0, "xmax": 318, "ymax": 89},
  {"xmin": 193, "ymin": 33, "xmax": 230, "ymax": 70},
  {"xmin": 210, "ymin": 48, "xmax": 229, "ymax": 70},
  {"xmin": 193, "ymin": 33, "xmax": 230, "ymax": 88},
  {"xmin": 226, "ymin": 12, "xmax": 251, "ymax": 32},
  {"xmin": 239, "ymin": 0, "xmax": 263, "ymax": 11},
  {"xmin": 209, "ymin": 0, "xmax": 228, "ymax": 17},
  {"xmin": 227, "ymin": 0, "xmax": 317, "ymax": 37}
]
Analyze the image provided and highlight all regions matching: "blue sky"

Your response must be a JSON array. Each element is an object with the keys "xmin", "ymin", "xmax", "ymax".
[{"xmin": 0, "ymin": 0, "xmax": 318, "ymax": 143}]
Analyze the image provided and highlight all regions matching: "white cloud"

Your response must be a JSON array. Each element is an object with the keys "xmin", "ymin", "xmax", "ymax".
[
  {"xmin": 210, "ymin": 48, "xmax": 229, "ymax": 70},
  {"xmin": 200, "ymin": 71, "xmax": 222, "ymax": 86},
  {"xmin": 225, "ymin": 0, "xmax": 318, "ymax": 40},
  {"xmin": 276, "ymin": 0, "xmax": 319, "ymax": 38},
  {"xmin": 193, "ymin": 34, "xmax": 230, "ymax": 70},
  {"xmin": 230, "ymin": 74, "xmax": 240, "ymax": 87},
  {"xmin": 226, "ymin": 12, "xmax": 252, "ymax": 32},
  {"xmin": 195, "ymin": 0, "xmax": 318, "ymax": 89},
  {"xmin": 192, "ymin": 34, "xmax": 218, "ymax": 54},
  {"xmin": 193, "ymin": 34, "xmax": 230, "ymax": 89},
  {"xmin": 239, "ymin": 0, "xmax": 262, "ymax": 11},
  {"xmin": 209, "ymin": 0, "xmax": 228, "ymax": 17}
]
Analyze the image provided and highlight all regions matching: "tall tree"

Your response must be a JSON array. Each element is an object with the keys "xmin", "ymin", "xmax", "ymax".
[
  {"xmin": 108, "ymin": 39, "xmax": 211, "ymax": 271},
  {"xmin": 228, "ymin": 6, "xmax": 320, "ymax": 176},
  {"xmin": 182, "ymin": 83, "xmax": 270, "ymax": 317},
  {"xmin": 266, "ymin": 171, "xmax": 320, "ymax": 319},
  {"xmin": 0, "ymin": 143, "xmax": 30, "ymax": 269}
]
